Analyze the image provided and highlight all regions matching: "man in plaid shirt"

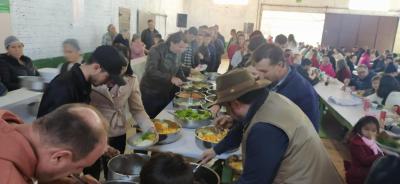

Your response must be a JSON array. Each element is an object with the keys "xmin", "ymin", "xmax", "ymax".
[{"xmin": 182, "ymin": 27, "xmax": 199, "ymax": 68}]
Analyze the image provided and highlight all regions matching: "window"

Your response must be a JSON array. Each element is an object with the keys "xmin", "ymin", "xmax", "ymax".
[
  {"xmin": 213, "ymin": 0, "xmax": 248, "ymax": 5},
  {"xmin": 348, "ymin": 0, "xmax": 390, "ymax": 11},
  {"xmin": 260, "ymin": 11, "xmax": 325, "ymax": 47}
]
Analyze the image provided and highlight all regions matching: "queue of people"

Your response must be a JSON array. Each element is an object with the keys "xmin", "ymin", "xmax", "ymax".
[{"xmin": 1, "ymin": 19, "xmax": 400, "ymax": 184}]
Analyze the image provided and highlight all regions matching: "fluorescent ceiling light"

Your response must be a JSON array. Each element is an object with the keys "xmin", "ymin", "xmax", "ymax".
[
  {"xmin": 348, "ymin": 0, "xmax": 390, "ymax": 11},
  {"xmin": 213, "ymin": 0, "xmax": 248, "ymax": 5}
]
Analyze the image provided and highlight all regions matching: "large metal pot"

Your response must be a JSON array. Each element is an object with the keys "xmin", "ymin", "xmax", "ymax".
[
  {"xmin": 173, "ymin": 109, "xmax": 212, "ymax": 129},
  {"xmin": 19, "ymin": 76, "xmax": 45, "ymax": 92},
  {"xmin": 153, "ymin": 119, "xmax": 182, "ymax": 144},
  {"xmin": 190, "ymin": 163, "xmax": 220, "ymax": 184},
  {"xmin": 181, "ymin": 81, "xmax": 213, "ymax": 92},
  {"xmin": 173, "ymin": 97, "xmax": 206, "ymax": 109},
  {"xmin": 107, "ymin": 154, "xmax": 149, "ymax": 182}
]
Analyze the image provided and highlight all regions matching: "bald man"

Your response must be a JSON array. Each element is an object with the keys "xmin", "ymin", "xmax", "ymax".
[{"xmin": 0, "ymin": 103, "xmax": 108, "ymax": 184}]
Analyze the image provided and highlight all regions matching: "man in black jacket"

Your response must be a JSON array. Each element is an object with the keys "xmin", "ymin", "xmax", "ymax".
[
  {"xmin": 37, "ymin": 45, "xmax": 127, "ymax": 118},
  {"xmin": 141, "ymin": 19, "xmax": 159, "ymax": 50}
]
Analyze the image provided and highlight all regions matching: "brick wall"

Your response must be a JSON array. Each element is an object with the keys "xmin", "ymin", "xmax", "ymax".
[{"xmin": 10, "ymin": 0, "xmax": 185, "ymax": 60}]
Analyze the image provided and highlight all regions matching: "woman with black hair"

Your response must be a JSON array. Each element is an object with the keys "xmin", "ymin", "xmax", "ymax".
[
  {"xmin": 89, "ymin": 44, "xmax": 155, "ymax": 179},
  {"xmin": 377, "ymin": 75, "xmax": 400, "ymax": 107},
  {"xmin": 345, "ymin": 55, "xmax": 357, "ymax": 73}
]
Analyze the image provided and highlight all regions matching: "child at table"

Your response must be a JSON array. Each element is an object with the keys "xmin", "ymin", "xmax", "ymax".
[
  {"xmin": 345, "ymin": 116, "xmax": 384, "ymax": 184},
  {"xmin": 366, "ymin": 75, "xmax": 382, "ymax": 104},
  {"xmin": 140, "ymin": 152, "xmax": 195, "ymax": 184}
]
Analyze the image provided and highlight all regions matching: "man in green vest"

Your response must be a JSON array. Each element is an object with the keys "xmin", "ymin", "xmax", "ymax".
[{"xmin": 201, "ymin": 69, "xmax": 342, "ymax": 184}]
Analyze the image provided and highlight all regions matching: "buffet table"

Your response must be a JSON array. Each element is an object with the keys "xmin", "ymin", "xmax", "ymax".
[{"xmin": 127, "ymin": 102, "xmax": 240, "ymax": 160}]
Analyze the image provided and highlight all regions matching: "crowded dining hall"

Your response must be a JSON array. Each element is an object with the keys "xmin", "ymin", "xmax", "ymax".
[{"xmin": 1, "ymin": 0, "xmax": 400, "ymax": 183}]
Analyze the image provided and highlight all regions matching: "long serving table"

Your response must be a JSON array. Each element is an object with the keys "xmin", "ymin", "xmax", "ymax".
[{"xmin": 126, "ymin": 101, "xmax": 240, "ymax": 160}]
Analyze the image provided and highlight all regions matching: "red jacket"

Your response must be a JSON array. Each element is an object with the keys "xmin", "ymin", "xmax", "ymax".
[
  {"xmin": 227, "ymin": 44, "xmax": 240, "ymax": 60},
  {"xmin": 345, "ymin": 135, "xmax": 383, "ymax": 184},
  {"xmin": 311, "ymin": 55, "xmax": 320, "ymax": 68},
  {"xmin": 336, "ymin": 68, "xmax": 351, "ymax": 82},
  {"xmin": 0, "ymin": 110, "xmax": 37, "ymax": 184}
]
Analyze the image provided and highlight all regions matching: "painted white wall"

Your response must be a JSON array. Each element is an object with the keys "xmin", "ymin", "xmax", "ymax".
[
  {"xmin": 0, "ymin": 13, "xmax": 12, "ymax": 53},
  {"xmin": 184, "ymin": 0, "xmax": 259, "ymax": 39},
  {"xmin": 9, "ymin": 0, "xmax": 185, "ymax": 60}
]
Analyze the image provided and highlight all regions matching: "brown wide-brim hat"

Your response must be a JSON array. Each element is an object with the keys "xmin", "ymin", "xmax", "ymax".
[{"xmin": 213, "ymin": 69, "xmax": 272, "ymax": 105}]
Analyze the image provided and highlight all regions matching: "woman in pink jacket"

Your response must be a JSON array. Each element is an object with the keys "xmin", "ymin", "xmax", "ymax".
[
  {"xmin": 358, "ymin": 49, "xmax": 371, "ymax": 69},
  {"xmin": 320, "ymin": 55, "xmax": 336, "ymax": 78}
]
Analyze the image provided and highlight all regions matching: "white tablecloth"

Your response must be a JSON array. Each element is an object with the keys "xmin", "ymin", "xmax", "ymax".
[
  {"xmin": 314, "ymin": 78, "xmax": 379, "ymax": 127},
  {"xmin": 127, "ymin": 102, "xmax": 240, "ymax": 159}
]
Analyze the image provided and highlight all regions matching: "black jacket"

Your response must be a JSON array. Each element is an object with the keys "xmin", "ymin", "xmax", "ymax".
[
  {"xmin": 140, "ymin": 43, "xmax": 189, "ymax": 99},
  {"xmin": 141, "ymin": 28, "xmax": 159, "ymax": 50},
  {"xmin": 0, "ymin": 53, "xmax": 39, "ymax": 91},
  {"xmin": 194, "ymin": 45, "xmax": 210, "ymax": 68},
  {"xmin": 37, "ymin": 64, "xmax": 91, "ymax": 117},
  {"xmin": 60, "ymin": 61, "xmax": 83, "ymax": 74}
]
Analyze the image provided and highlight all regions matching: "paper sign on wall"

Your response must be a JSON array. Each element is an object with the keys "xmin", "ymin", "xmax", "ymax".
[{"xmin": 0, "ymin": 0, "xmax": 10, "ymax": 13}]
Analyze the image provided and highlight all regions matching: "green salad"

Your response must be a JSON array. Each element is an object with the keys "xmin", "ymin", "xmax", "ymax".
[{"xmin": 175, "ymin": 109, "xmax": 212, "ymax": 121}]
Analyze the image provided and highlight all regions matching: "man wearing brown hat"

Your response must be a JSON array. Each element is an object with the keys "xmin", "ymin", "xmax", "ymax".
[{"xmin": 201, "ymin": 69, "xmax": 342, "ymax": 184}]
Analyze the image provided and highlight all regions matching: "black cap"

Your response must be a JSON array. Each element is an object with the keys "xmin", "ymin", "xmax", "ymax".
[{"xmin": 91, "ymin": 46, "xmax": 127, "ymax": 86}]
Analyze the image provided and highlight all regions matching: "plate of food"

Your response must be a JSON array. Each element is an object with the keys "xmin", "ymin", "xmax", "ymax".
[
  {"xmin": 195, "ymin": 125, "xmax": 228, "ymax": 148},
  {"xmin": 173, "ymin": 109, "xmax": 213, "ymax": 129},
  {"xmin": 127, "ymin": 131, "xmax": 158, "ymax": 149},
  {"xmin": 153, "ymin": 119, "xmax": 182, "ymax": 144}
]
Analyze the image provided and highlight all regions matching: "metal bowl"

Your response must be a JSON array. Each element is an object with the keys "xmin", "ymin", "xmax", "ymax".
[
  {"xmin": 173, "ymin": 109, "xmax": 212, "ymax": 129},
  {"xmin": 190, "ymin": 163, "xmax": 221, "ymax": 184},
  {"xmin": 173, "ymin": 98, "xmax": 206, "ymax": 109},
  {"xmin": 205, "ymin": 72, "xmax": 221, "ymax": 81},
  {"xmin": 153, "ymin": 119, "xmax": 182, "ymax": 144},
  {"xmin": 206, "ymin": 89, "xmax": 216, "ymax": 95},
  {"xmin": 19, "ymin": 76, "xmax": 45, "ymax": 92},
  {"xmin": 175, "ymin": 91, "xmax": 205, "ymax": 100},
  {"xmin": 205, "ymin": 95, "xmax": 217, "ymax": 103},
  {"xmin": 195, "ymin": 126, "xmax": 228, "ymax": 149},
  {"xmin": 107, "ymin": 154, "xmax": 149, "ymax": 182}
]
